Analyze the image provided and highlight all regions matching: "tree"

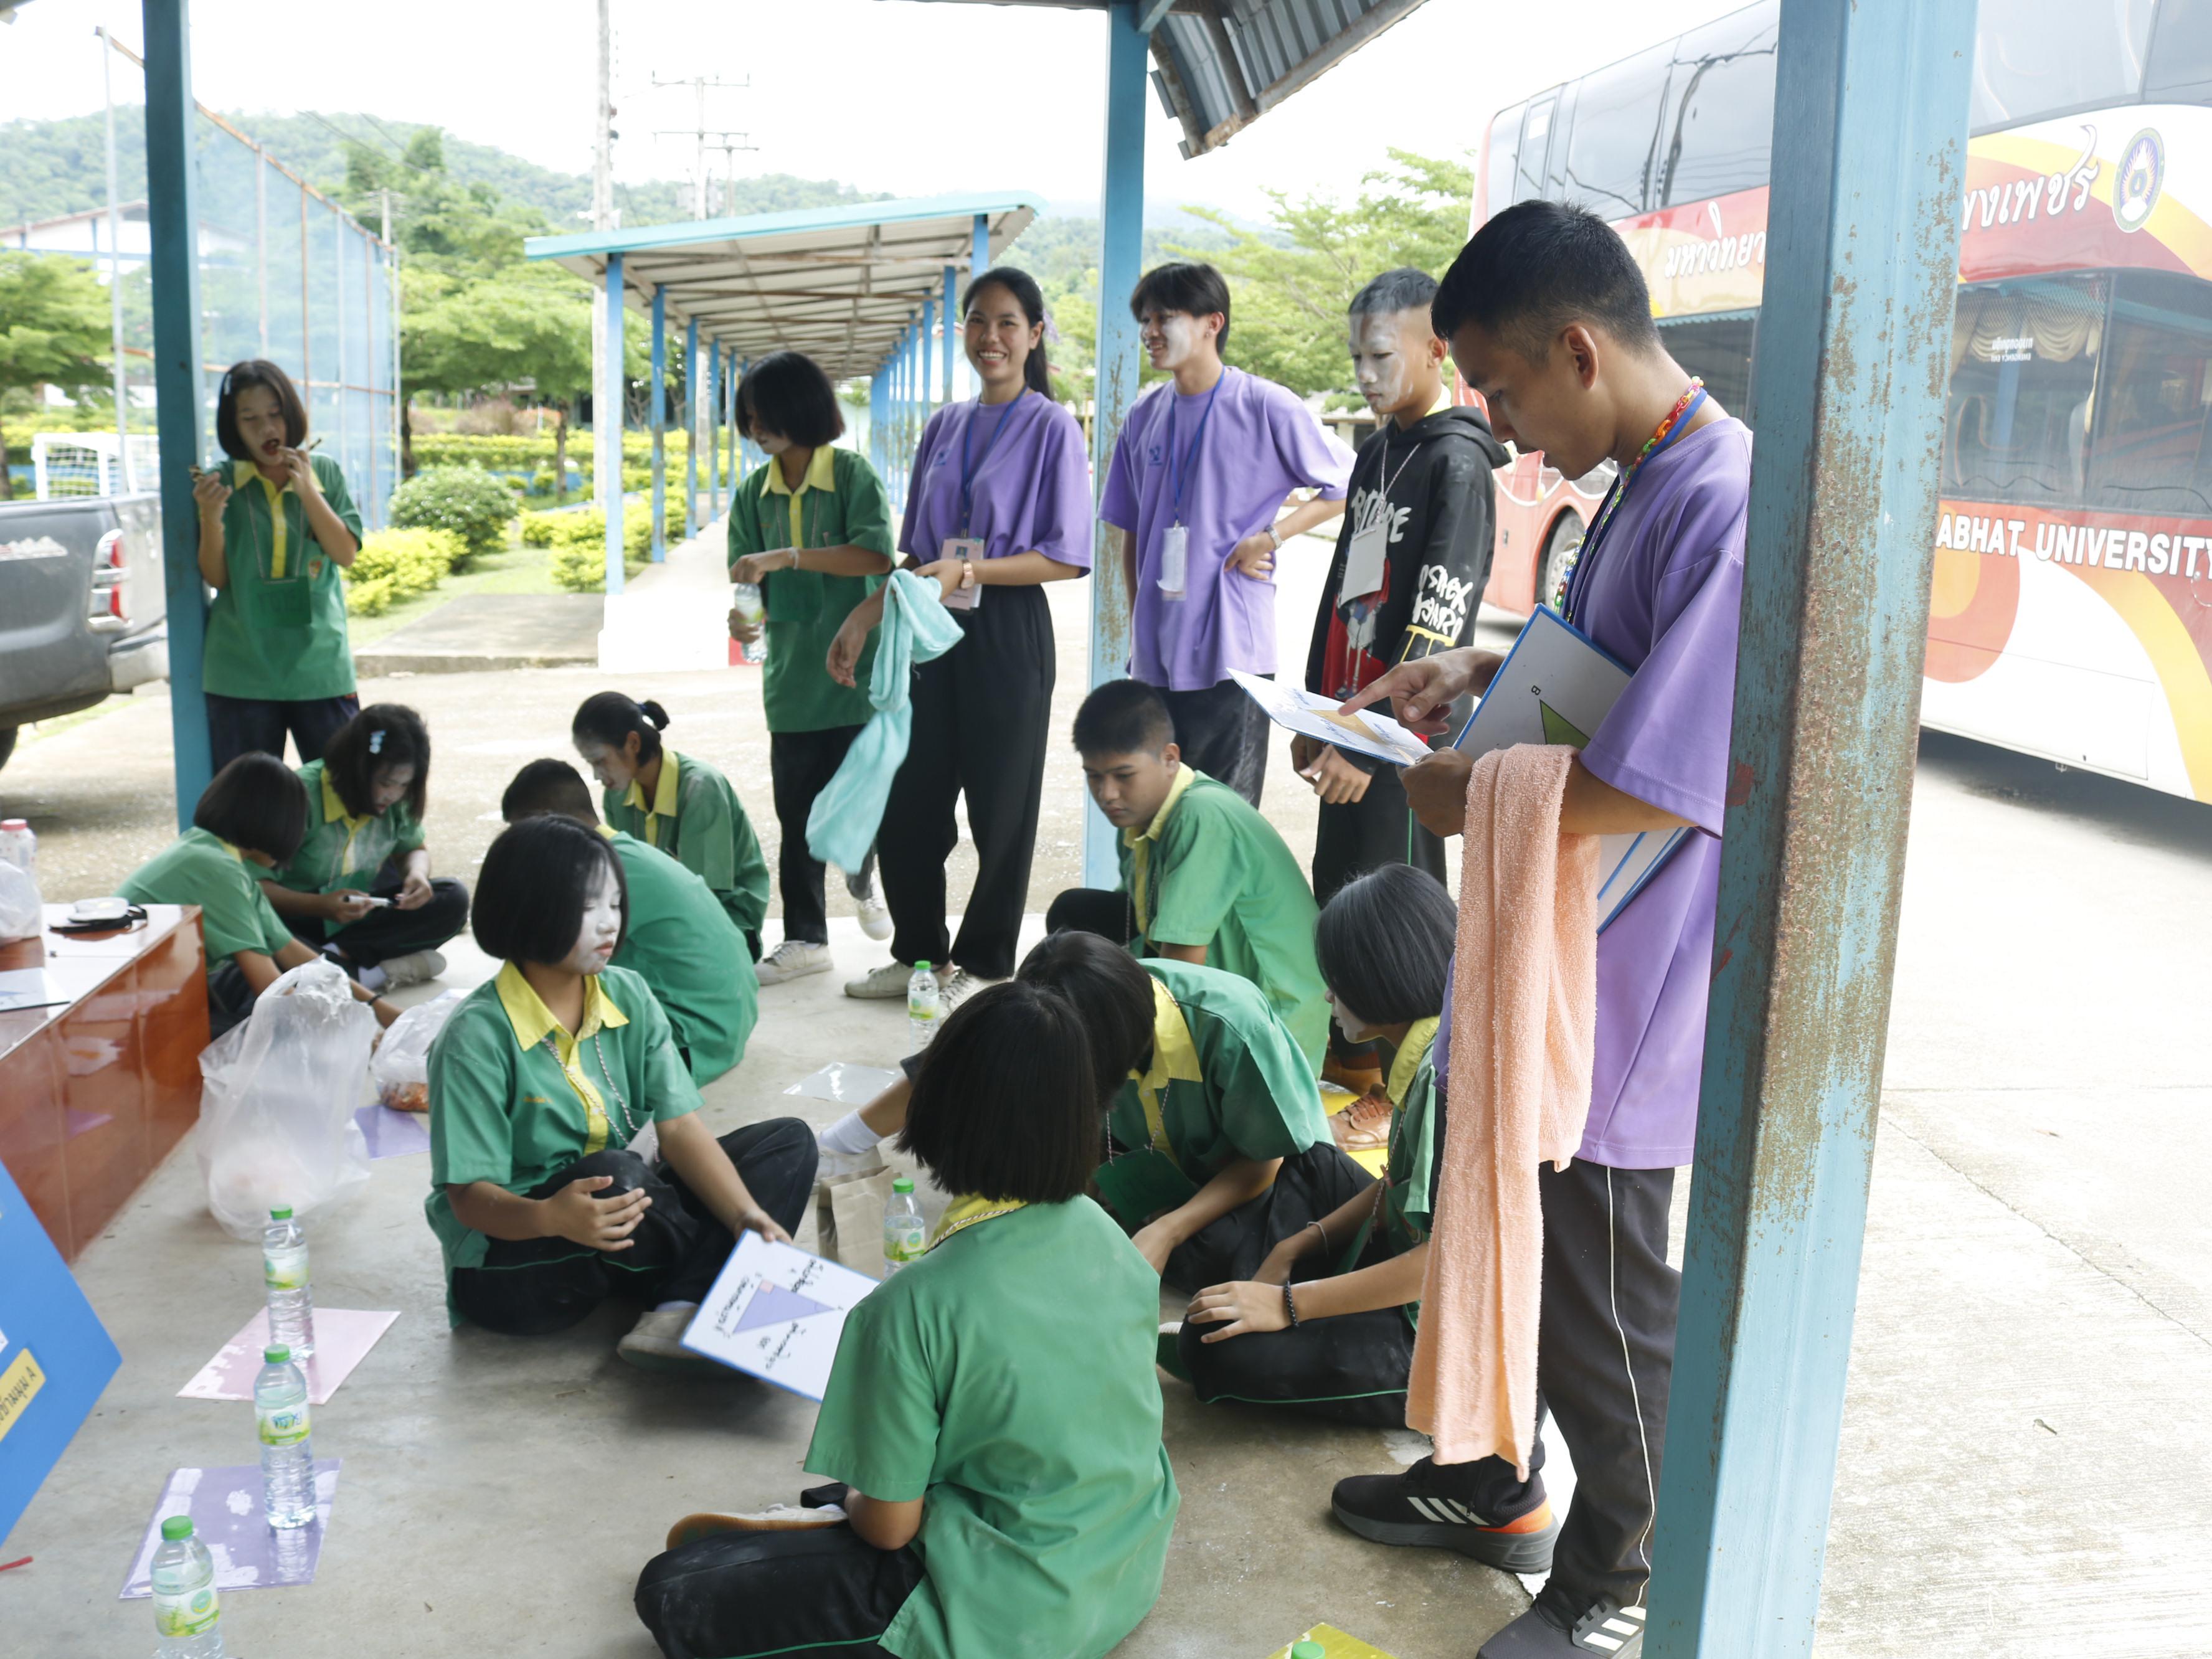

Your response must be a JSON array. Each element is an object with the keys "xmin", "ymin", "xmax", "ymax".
[
  {"xmin": 400, "ymin": 260, "xmax": 595, "ymax": 481},
  {"xmin": 0, "ymin": 251, "xmax": 111, "ymax": 499}
]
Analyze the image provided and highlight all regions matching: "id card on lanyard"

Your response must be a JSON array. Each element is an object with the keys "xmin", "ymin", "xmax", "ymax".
[
  {"xmin": 1158, "ymin": 376, "xmax": 1222, "ymax": 602},
  {"xmin": 1341, "ymin": 435, "xmax": 1420, "ymax": 603},
  {"xmin": 942, "ymin": 393, "xmax": 1025, "ymax": 612}
]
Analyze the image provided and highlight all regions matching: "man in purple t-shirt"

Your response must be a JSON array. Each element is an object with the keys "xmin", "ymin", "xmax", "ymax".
[
  {"xmin": 1331, "ymin": 202, "xmax": 1750, "ymax": 1659},
  {"xmin": 1100, "ymin": 262, "xmax": 1353, "ymax": 805}
]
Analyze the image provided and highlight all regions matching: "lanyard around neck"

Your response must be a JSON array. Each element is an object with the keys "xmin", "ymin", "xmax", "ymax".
[
  {"xmin": 1561, "ymin": 381, "xmax": 1707, "ymax": 623},
  {"xmin": 960, "ymin": 392, "xmax": 1026, "ymax": 536},
  {"xmin": 1168, "ymin": 374, "xmax": 1224, "ymax": 526}
]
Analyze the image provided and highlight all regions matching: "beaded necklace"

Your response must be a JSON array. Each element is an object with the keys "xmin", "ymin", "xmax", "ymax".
[{"xmin": 1556, "ymin": 379, "xmax": 1708, "ymax": 621}]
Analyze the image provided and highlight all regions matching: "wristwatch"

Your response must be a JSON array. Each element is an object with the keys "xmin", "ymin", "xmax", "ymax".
[{"xmin": 1264, "ymin": 524, "xmax": 1282, "ymax": 551}]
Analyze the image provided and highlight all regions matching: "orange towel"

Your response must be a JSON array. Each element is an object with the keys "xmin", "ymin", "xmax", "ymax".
[{"xmin": 1406, "ymin": 744, "xmax": 1599, "ymax": 1477}]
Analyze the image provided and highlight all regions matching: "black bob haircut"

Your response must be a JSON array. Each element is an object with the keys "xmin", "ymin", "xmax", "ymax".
[
  {"xmin": 736, "ymin": 351, "xmax": 845, "ymax": 450},
  {"xmin": 899, "ymin": 980, "xmax": 1100, "ymax": 1204},
  {"xmin": 1130, "ymin": 261, "xmax": 1233, "ymax": 354},
  {"xmin": 1350, "ymin": 267, "xmax": 1440, "ymax": 319},
  {"xmin": 572, "ymin": 692, "xmax": 670, "ymax": 763},
  {"xmin": 193, "ymin": 752, "xmax": 309, "ymax": 865},
  {"xmin": 323, "ymin": 703, "xmax": 430, "ymax": 822},
  {"xmin": 214, "ymin": 359, "xmax": 308, "ymax": 461},
  {"xmin": 501, "ymin": 758, "xmax": 599, "ymax": 825},
  {"xmin": 1315, "ymin": 863, "xmax": 1458, "ymax": 1027},
  {"xmin": 962, "ymin": 265, "xmax": 1056, "ymax": 399},
  {"xmin": 1018, "ymin": 930, "xmax": 1156, "ymax": 1099},
  {"xmin": 1072, "ymin": 678, "xmax": 1176, "ymax": 760},
  {"xmin": 473, "ymin": 814, "xmax": 628, "ymax": 966},
  {"xmin": 1431, "ymin": 200, "xmax": 1661, "ymax": 363}
]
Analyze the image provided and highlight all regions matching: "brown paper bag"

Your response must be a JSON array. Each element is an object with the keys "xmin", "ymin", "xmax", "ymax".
[{"xmin": 815, "ymin": 1160, "xmax": 897, "ymax": 1279}]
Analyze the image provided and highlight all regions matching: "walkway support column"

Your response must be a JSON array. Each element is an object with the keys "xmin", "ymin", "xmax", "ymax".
[
  {"xmin": 684, "ymin": 315, "xmax": 699, "ymax": 539},
  {"xmin": 942, "ymin": 263, "xmax": 958, "ymax": 404},
  {"xmin": 709, "ymin": 344, "xmax": 722, "ymax": 518},
  {"xmin": 1083, "ymin": 0, "xmax": 1150, "ymax": 885},
  {"xmin": 1647, "ymin": 2, "xmax": 1974, "ymax": 1654},
  {"xmin": 971, "ymin": 211, "xmax": 990, "ymax": 404},
  {"xmin": 649, "ymin": 285, "xmax": 666, "ymax": 561},
  {"xmin": 921, "ymin": 297, "xmax": 936, "ymax": 430},
  {"xmin": 602, "ymin": 253, "xmax": 626, "ymax": 594},
  {"xmin": 143, "ymin": 0, "xmax": 212, "ymax": 828}
]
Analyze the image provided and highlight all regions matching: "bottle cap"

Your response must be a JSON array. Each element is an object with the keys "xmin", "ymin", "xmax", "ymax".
[
  {"xmin": 914, "ymin": 960, "xmax": 932, "ymax": 972},
  {"xmin": 892, "ymin": 1176, "xmax": 915, "ymax": 1193},
  {"xmin": 0, "ymin": 820, "xmax": 27, "ymax": 833},
  {"xmin": 1292, "ymin": 1643, "xmax": 1328, "ymax": 1659},
  {"xmin": 161, "ymin": 1516, "xmax": 194, "ymax": 1541},
  {"xmin": 263, "ymin": 1345, "xmax": 291, "ymax": 1364},
  {"xmin": 270, "ymin": 1206, "xmax": 293, "ymax": 1220}
]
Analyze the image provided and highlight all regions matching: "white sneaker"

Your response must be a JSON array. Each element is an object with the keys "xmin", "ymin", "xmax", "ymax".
[
  {"xmin": 755, "ymin": 939, "xmax": 833, "ymax": 986},
  {"xmin": 616, "ymin": 1308, "xmax": 718, "ymax": 1374},
  {"xmin": 843, "ymin": 961, "xmax": 914, "ymax": 1000},
  {"xmin": 938, "ymin": 967, "xmax": 984, "ymax": 1009},
  {"xmin": 852, "ymin": 881, "xmax": 892, "ymax": 942},
  {"xmin": 817, "ymin": 1145, "xmax": 886, "ymax": 1183},
  {"xmin": 376, "ymin": 949, "xmax": 446, "ymax": 990}
]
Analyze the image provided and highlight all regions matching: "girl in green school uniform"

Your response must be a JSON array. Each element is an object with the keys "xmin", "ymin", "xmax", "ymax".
[
  {"xmin": 424, "ymin": 814, "xmax": 814, "ymax": 1369},
  {"xmin": 118, "ymin": 754, "xmax": 400, "ymax": 1038},
  {"xmin": 572, "ymin": 692, "xmax": 771, "ymax": 960},
  {"xmin": 725, "ymin": 349, "xmax": 897, "ymax": 984},
  {"xmin": 262, "ymin": 704, "xmax": 469, "ymax": 993},
  {"xmin": 191, "ymin": 359, "xmax": 364, "ymax": 772},
  {"xmin": 635, "ymin": 981, "xmax": 1178, "ymax": 1659}
]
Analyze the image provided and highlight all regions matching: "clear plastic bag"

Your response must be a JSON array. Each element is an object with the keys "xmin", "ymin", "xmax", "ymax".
[
  {"xmin": 196, "ymin": 958, "xmax": 379, "ymax": 1241},
  {"xmin": 367, "ymin": 988, "xmax": 465, "ymax": 1113},
  {"xmin": 0, "ymin": 859, "xmax": 42, "ymax": 943}
]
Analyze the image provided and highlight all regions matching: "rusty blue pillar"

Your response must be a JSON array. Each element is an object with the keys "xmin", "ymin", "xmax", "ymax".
[{"xmin": 1645, "ymin": 1, "xmax": 1975, "ymax": 1655}]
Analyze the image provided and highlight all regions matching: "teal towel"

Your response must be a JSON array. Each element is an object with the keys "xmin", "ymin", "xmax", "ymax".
[{"xmin": 806, "ymin": 569, "xmax": 966, "ymax": 872}]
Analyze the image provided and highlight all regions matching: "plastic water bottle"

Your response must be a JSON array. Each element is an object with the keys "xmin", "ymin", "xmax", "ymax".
[
  {"xmin": 255, "ymin": 1345, "xmax": 316, "ymax": 1529},
  {"xmin": 882, "ymin": 1176, "xmax": 925, "ymax": 1275},
  {"xmin": 731, "ymin": 582, "xmax": 767, "ymax": 664},
  {"xmin": 151, "ymin": 1515, "xmax": 224, "ymax": 1658},
  {"xmin": 907, "ymin": 961, "xmax": 942, "ymax": 1048},
  {"xmin": 262, "ymin": 1206, "xmax": 316, "ymax": 1359},
  {"xmin": 0, "ymin": 818, "xmax": 34, "ymax": 876}
]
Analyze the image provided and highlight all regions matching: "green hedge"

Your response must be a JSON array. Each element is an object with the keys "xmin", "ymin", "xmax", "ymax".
[
  {"xmin": 389, "ymin": 466, "xmax": 522, "ymax": 562},
  {"xmin": 410, "ymin": 432, "xmax": 691, "ymax": 471},
  {"xmin": 345, "ymin": 527, "xmax": 463, "ymax": 616},
  {"xmin": 548, "ymin": 509, "xmax": 654, "ymax": 592}
]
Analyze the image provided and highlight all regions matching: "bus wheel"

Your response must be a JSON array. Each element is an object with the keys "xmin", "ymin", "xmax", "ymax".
[{"xmin": 1536, "ymin": 513, "xmax": 1584, "ymax": 612}]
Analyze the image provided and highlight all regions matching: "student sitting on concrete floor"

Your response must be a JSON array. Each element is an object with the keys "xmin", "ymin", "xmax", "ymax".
[
  {"xmin": 424, "ymin": 813, "xmax": 813, "ymax": 1370},
  {"xmin": 119, "ymin": 752, "xmax": 400, "ymax": 1039},
  {"xmin": 572, "ymin": 691, "xmax": 771, "ymax": 961},
  {"xmin": 499, "ymin": 759, "xmax": 759, "ymax": 1088},
  {"xmin": 635, "ymin": 981, "xmax": 1178, "ymax": 1659},
  {"xmin": 1046, "ymin": 677, "xmax": 1330, "ymax": 1072},
  {"xmin": 817, "ymin": 930, "xmax": 1349, "ymax": 1294},
  {"xmin": 259, "ymin": 702, "xmax": 469, "ymax": 995}
]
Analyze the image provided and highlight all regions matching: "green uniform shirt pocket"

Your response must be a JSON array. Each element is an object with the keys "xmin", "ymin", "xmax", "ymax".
[
  {"xmin": 1093, "ymin": 1148, "xmax": 1200, "ymax": 1226},
  {"xmin": 242, "ymin": 572, "xmax": 314, "ymax": 628}
]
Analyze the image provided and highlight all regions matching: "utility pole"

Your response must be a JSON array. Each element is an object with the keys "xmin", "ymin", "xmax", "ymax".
[
  {"xmin": 593, "ymin": 0, "xmax": 615, "ymax": 233},
  {"xmin": 592, "ymin": 0, "xmax": 615, "ymax": 513},
  {"xmin": 651, "ymin": 74, "xmax": 749, "ymax": 219},
  {"xmin": 97, "ymin": 24, "xmax": 131, "ymax": 492},
  {"xmin": 702, "ymin": 131, "xmax": 758, "ymax": 218}
]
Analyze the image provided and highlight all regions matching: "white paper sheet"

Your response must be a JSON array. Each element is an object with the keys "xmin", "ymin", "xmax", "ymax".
[
  {"xmin": 1227, "ymin": 669, "xmax": 1433, "ymax": 768},
  {"xmin": 681, "ymin": 1234, "xmax": 881, "ymax": 1401}
]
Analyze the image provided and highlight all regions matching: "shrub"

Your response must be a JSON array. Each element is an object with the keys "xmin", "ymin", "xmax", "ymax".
[
  {"xmin": 547, "ymin": 509, "xmax": 654, "ymax": 592},
  {"xmin": 344, "ymin": 527, "xmax": 462, "ymax": 616},
  {"xmin": 409, "ymin": 431, "xmax": 690, "ymax": 471},
  {"xmin": 389, "ymin": 466, "xmax": 522, "ymax": 564},
  {"xmin": 518, "ymin": 508, "xmax": 569, "ymax": 549}
]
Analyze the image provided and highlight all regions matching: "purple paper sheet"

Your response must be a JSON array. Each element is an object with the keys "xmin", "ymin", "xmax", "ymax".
[
  {"xmin": 354, "ymin": 1102, "xmax": 430, "ymax": 1159},
  {"xmin": 119, "ymin": 1460, "xmax": 340, "ymax": 1598}
]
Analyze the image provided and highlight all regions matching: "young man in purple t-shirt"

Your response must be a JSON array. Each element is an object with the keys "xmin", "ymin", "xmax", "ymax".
[
  {"xmin": 1100, "ymin": 262, "xmax": 1353, "ymax": 805},
  {"xmin": 1333, "ymin": 201, "xmax": 1751, "ymax": 1659}
]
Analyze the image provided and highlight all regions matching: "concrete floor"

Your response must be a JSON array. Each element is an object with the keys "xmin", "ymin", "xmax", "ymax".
[{"xmin": 4, "ymin": 529, "xmax": 2211, "ymax": 1655}]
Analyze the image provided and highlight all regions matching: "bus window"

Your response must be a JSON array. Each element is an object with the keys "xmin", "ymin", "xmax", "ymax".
[
  {"xmin": 1946, "ymin": 276, "xmax": 2106, "ymax": 507},
  {"xmin": 1657, "ymin": 4, "xmax": 1780, "ymax": 206},
  {"xmin": 1657, "ymin": 315, "xmax": 1757, "ymax": 422},
  {"xmin": 1485, "ymin": 103, "xmax": 1526, "ymax": 223},
  {"xmin": 1516, "ymin": 93, "xmax": 1559, "ymax": 205},
  {"xmin": 1559, "ymin": 43, "xmax": 1672, "ymax": 219},
  {"xmin": 2091, "ymin": 270, "xmax": 2212, "ymax": 516},
  {"xmin": 1970, "ymin": 0, "xmax": 2155, "ymax": 130},
  {"xmin": 2146, "ymin": 0, "xmax": 2212, "ymax": 100}
]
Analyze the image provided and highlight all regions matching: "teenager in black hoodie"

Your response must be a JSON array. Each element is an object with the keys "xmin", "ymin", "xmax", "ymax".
[{"xmin": 1300, "ymin": 268, "xmax": 1506, "ymax": 909}]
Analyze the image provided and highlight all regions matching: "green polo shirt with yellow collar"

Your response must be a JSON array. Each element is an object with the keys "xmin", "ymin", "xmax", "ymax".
[
  {"xmin": 600, "ymin": 826, "xmax": 757, "ymax": 1086},
  {"xmin": 201, "ymin": 454, "xmax": 361, "ymax": 701},
  {"xmin": 1115, "ymin": 764, "xmax": 1330, "ymax": 1072},
  {"xmin": 726, "ymin": 445, "xmax": 893, "ymax": 733},
  {"xmin": 600, "ymin": 749, "xmax": 770, "ymax": 937},
  {"xmin": 1378, "ymin": 1018, "xmax": 1441, "ymax": 1327},
  {"xmin": 424, "ymin": 961, "xmax": 702, "ymax": 1325},
  {"xmin": 265, "ymin": 759, "xmax": 427, "ymax": 933},
  {"xmin": 118, "ymin": 826, "xmax": 294, "ymax": 971}
]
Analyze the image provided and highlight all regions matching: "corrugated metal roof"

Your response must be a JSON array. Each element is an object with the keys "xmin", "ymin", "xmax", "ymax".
[{"xmin": 524, "ymin": 192, "xmax": 1041, "ymax": 381}]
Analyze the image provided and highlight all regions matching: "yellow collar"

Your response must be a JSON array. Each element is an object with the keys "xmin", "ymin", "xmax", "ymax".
[
  {"xmin": 925, "ymin": 1193, "xmax": 1029, "ymax": 1252},
  {"xmin": 1121, "ymin": 762, "xmax": 1196, "ymax": 853},
  {"xmin": 594, "ymin": 822, "xmax": 617, "ymax": 840},
  {"xmin": 622, "ymin": 754, "xmax": 682, "ymax": 846},
  {"xmin": 234, "ymin": 459, "xmax": 295, "ymax": 578},
  {"xmin": 232, "ymin": 459, "xmax": 291, "ymax": 496},
  {"xmin": 1123, "ymin": 764, "xmax": 1195, "ymax": 933},
  {"xmin": 494, "ymin": 960, "xmax": 630, "ymax": 1052},
  {"xmin": 761, "ymin": 445, "xmax": 836, "ymax": 496},
  {"xmin": 1128, "ymin": 976, "xmax": 1203, "ymax": 1161},
  {"xmin": 319, "ymin": 766, "xmax": 372, "ymax": 830},
  {"xmin": 1386, "ymin": 1017, "xmax": 1441, "ymax": 1108}
]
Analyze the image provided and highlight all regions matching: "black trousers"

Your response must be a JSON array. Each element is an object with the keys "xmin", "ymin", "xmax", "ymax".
[
  {"xmin": 768, "ymin": 726, "xmax": 876, "ymax": 946},
  {"xmin": 1312, "ymin": 763, "xmax": 1447, "ymax": 907},
  {"xmin": 207, "ymin": 960, "xmax": 257, "ymax": 1041},
  {"xmin": 1157, "ymin": 677, "xmax": 1270, "ymax": 806},
  {"xmin": 877, "ymin": 583, "xmax": 1053, "ymax": 980},
  {"xmin": 1425, "ymin": 1160, "xmax": 1678, "ymax": 1610},
  {"xmin": 204, "ymin": 691, "xmax": 360, "ymax": 773},
  {"xmin": 450, "ymin": 1120, "xmax": 819, "ymax": 1335},
  {"xmin": 1153, "ymin": 1141, "xmax": 1374, "ymax": 1295},
  {"xmin": 636, "ymin": 1518, "xmax": 924, "ymax": 1659},
  {"xmin": 1042, "ymin": 885, "xmax": 1135, "ymax": 947},
  {"xmin": 295, "ymin": 868, "xmax": 471, "ymax": 968}
]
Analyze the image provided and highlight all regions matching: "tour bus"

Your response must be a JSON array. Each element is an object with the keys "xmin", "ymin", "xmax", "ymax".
[{"xmin": 1476, "ymin": 0, "xmax": 2212, "ymax": 803}]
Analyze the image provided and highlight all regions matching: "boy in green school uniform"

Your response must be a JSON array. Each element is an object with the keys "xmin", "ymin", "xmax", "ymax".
[
  {"xmin": 1047, "ymin": 678, "xmax": 1331, "ymax": 1072},
  {"xmin": 499, "ymin": 759, "xmax": 758, "ymax": 1087},
  {"xmin": 636, "ymin": 981, "xmax": 1176, "ymax": 1659}
]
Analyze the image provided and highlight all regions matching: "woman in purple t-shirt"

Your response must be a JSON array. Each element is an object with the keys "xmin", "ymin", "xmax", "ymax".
[{"xmin": 827, "ymin": 267, "xmax": 1094, "ymax": 1000}]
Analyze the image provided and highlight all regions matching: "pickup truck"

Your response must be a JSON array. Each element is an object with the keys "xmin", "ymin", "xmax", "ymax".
[{"xmin": 0, "ymin": 493, "xmax": 169, "ymax": 772}]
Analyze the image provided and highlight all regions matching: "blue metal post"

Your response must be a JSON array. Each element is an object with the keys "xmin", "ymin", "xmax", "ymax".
[
  {"xmin": 1082, "ymin": 0, "xmax": 1151, "ymax": 886},
  {"xmin": 709, "ymin": 345, "xmax": 723, "ymax": 518},
  {"xmin": 1645, "ymin": 2, "xmax": 1976, "ymax": 1655},
  {"xmin": 943, "ymin": 264, "xmax": 958, "ymax": 405},
  {"xmin": 142, "ymin": 0, "xmax": 212, "ymax": 828},
  {"xmin": 921, "ymin": 298, "xmax": 936, "ymax": 431},
  {"xmin": 971, "ymin": 212, "xmax": 990, "ymax": 405},
  {"xmin": 868, "ymin": 371, "xmax": 883, "ymax": 480},
  {"xmin": 723, "ymin": 349, "xmax": 738, "ymax": 499},
  {"xmin": 684, "ymin": 316, "xmax": 699, "ymax": 538},
  {"xmin": 649, "ymin": 285, "xmax": 666, "ymax": 561},
  {"xmin": 602, "ymin": 253, "xmax": 625, "ymax": 595}
]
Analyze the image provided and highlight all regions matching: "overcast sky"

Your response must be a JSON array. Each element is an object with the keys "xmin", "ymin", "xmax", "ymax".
[{"xmin": 3, "ymin": 0, "xmax": 1728, "ymax": 224}]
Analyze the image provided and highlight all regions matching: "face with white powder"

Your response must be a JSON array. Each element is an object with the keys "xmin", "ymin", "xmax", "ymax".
[
  {"xmin": 560, "ymin": 861, "xmax": 623, "ymax": 976},
  {"xmin": 1348, "ymin": 307, "xmax": 1445, "ymax": 420},
  {"xmin": 1328, "ymin": 988, "xmax": 1381, "ymax": 1044},
  {"xmin": 1139, "ymin": 309, "xmax": 1219, "ymax": 376}
]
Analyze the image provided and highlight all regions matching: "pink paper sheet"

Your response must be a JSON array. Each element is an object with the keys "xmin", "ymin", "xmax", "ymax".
[{"xmin": 177, "ymin": 1307, "xmax": 399, "ymax": 1406}]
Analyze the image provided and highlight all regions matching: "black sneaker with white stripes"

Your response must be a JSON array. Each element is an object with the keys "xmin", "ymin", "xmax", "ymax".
[
  {"xmin": 1477, "ymin": 1589, "xmax": 1647, "ymax": 1658},
  {"xmin": 1329, "ymin": 1457, "xmax": 1559, "ymax": 1574}
]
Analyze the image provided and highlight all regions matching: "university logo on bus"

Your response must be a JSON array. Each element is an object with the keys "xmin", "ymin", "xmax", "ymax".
[{"xmin": 2114, "ymin": 128, "xmax": 2165, "ymax": 233}]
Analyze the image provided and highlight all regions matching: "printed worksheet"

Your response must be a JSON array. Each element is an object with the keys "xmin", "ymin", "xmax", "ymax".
[
  {"xmin": 681, "ymin": 1235, "xmax": 880, "ymax": 1401},
  {"xmin": 1229, "ymin": 669, "xmax": 1433, "ymax": 768}
]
